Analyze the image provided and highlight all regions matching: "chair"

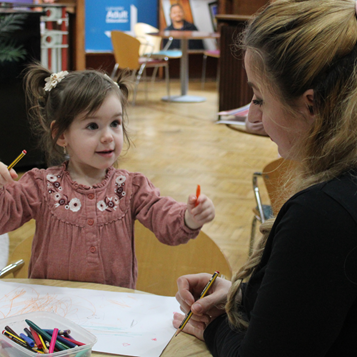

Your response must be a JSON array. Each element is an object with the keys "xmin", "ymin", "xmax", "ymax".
[
  {"xmin": 134, "ymin": 23, "xmax": 182, "ymax": 59},
  {"xmin": 0, "ymin": 233, "xmax": 9, "ymax": 270},
  {"xmin": 201, "ymin": 49, "xmax": 220, "ymax": 89},
  {"xmin": 249, "ymin": 158, "xmax": 295, "ymax": 255},
  {"xmin": 110, "ymin": 30, "xmax": 170, "ymax": 105},
  {"xmin": 0, "ymin": 233, "xmax": 32, "ymax": 278},
  {"xmin": 135, "ymin": 221, "xmax": 232, "ymax": 296},
  {"xmin": 0, "ymin": 222, "xmax": 232, "ymax": 296}
]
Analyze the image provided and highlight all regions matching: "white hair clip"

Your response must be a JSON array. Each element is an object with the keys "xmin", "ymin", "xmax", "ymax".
[
  {"xmin": 44, "ymin": 71, "xmax": 69, "ymax": 91},
  {"xmin": 104, "ymin": 73, "xmax": 120, "ymax": 88}
]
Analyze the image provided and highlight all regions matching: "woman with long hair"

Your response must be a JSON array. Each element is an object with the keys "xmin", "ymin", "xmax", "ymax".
[{"xmin": 173, "ymin": 1, "xmax": 357, "ymax": 355}]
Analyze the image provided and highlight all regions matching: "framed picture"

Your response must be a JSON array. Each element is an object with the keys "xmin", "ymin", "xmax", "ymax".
[{"xmin": 208, "ymin": 1, "xmax": 218, "ymax": 31}]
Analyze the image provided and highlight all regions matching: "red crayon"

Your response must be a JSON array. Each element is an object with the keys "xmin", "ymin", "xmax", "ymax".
[
  {"xmin": 29, "ymin": 327, "xmax": 43, "ymax": 349},
  {"xmin": 61, "ymin": 336, "xmax": 85, "ymax": 346}
]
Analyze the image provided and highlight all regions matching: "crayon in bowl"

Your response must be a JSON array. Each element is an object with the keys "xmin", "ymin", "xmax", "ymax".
[{"xmin": 0, "ymin": 311, "xmax": 97, "ymax": 357}]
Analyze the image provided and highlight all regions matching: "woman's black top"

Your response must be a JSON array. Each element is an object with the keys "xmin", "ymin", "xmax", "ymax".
[{"xmin": 204, "ymin": 170, "xmax": 357, "ymax": 356}]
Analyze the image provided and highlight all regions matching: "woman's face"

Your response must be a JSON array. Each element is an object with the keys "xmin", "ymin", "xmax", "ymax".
[{"xmin": 244, "ymin": 50, "xmax": 313, "ymax": 159}]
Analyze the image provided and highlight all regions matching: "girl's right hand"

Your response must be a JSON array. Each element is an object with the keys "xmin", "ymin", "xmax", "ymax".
[
  {"xmin": 173, "ymin": 273, "xmax": 231, "ymax": 339},
  {"xmin": 0, "ymin": 162, "xmax": 18, "ymax": 188}
]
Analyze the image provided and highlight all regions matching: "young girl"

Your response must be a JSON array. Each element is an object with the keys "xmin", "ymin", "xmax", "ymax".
[
  {"xmin": 0, "ymin": 64, "xmax": 215, "ymax": 289},
  {"xmin": 174, "ymin": 0, "xmax": 357, "ymax": 355}
]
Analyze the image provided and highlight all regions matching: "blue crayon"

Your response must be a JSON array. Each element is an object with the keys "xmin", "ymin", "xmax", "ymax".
[{"xmin": 20, "ymin": 333, "xmax": 35, "ymax": 348}]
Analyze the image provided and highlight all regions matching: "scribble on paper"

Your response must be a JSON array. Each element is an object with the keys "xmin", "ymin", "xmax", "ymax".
[
  {"xmin": 0, "ymin": 287, "xmax": 97, "ymax": 320},
  {"xmin": 0, "ymin": 281, "xmax": 180, "ymax": 357}
]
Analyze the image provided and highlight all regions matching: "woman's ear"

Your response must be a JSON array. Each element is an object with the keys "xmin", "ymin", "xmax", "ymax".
[
  {"xmin": 303, "ymin": 89, "xmax": 315, "ymax": 123},
  {"xmin": 50, "ymin": 120, "xmax": 66, "ymax": 147}
]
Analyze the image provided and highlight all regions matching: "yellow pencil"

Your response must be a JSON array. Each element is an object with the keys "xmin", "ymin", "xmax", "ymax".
[
  {"xmin": 38, "ymin": 334, "xmax": 48, "ymax": 353},
  {"xmin": 175, "ymin": 271, "xmax": 220, "ymax": 337},
  {"xmin": 7, "ymin": 150, "xmax": 27, "ymax": 171}
]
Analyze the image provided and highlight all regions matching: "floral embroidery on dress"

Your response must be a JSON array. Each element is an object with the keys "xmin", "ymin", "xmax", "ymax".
[
  {"xmin": 97, "ymin": 174, "xmax": 126, "ymax": 213},
  {"xmin": 47, "ymin": 174, "xmax": 82, "ymax": 212},
  {"xmin": 97, "ymin": 196, "xmax": 119, "ymax": 212},
  {"xmin": 115, "ymin": 175, "xmax": 126, "ymax": 199}
]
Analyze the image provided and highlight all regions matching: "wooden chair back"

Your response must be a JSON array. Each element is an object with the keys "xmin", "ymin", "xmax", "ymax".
[
  {"xmin": 5, "ymin": 234, "xmax": 33, "ymax": 278},
  {"xmin": 2, "ymin": 223, "xmax": 232, "ymax": 297},
  {"xmin": 135, "ymin": 221, "xmax": 231, "ymax": 296},
  {"xmin": 262, "ymin": 158, "xmax": 296, "ymax": 216},
  {"xmin": 111, "ymin": 31, "xmax": 141, "ymax": 71},
  {"xmin": 134, "ymin": 22, "xmax": 162, "ymax": 56}
]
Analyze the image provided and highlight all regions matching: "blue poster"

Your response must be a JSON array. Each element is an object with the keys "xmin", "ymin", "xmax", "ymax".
[{"xmin": 85, "ymin": 0, "xmax": 158, "ymax": 52}]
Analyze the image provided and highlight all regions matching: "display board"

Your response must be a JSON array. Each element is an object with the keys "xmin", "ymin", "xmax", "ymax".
[{"xmin": 85, "ymin": 0, "xmax": 158, "ymax": 52}]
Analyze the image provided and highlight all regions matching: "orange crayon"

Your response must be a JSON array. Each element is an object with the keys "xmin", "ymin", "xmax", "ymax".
[{"xmin": 195, "ymin": 185, "xmax": 201, "ymax": 207}]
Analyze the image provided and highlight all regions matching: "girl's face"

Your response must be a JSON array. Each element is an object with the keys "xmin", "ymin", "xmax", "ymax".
[
  {"xmin": 63, "ymin": 92, "xmax": 123, "ymax": 178},
  {"xmin": 244, "ymin": 51, "xmax": 313, "ymax": 159}
]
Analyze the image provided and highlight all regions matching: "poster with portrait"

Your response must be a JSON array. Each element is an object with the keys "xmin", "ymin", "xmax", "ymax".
[{"xmin": 161, "ymin": 0, "xmax": 217, "ymax": 50}]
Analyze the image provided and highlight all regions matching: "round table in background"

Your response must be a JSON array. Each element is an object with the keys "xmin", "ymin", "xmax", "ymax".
[{"xmin": 148, "ymin": 31, "xmax": 220, "ymax": 103}]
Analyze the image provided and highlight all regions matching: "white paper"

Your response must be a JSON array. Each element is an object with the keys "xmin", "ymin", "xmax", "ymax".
[{"xmin": 0, "ymin": 281, "xmax": 180, "ymax": 357}]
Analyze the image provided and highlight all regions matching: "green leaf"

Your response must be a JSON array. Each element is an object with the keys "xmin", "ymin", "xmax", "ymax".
[
  {"xmin": 0, "ymin": 39, "xmax": 26, "ymax": 63},
  {"xmin": 0, "ymin": 13, "xmax": 28, "ymax": 37}
]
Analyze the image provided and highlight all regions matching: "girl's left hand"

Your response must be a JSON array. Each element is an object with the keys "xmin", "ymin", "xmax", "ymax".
[{"xmin": 184, "ymin": 193, "xmax": 215, "ymax": 230}]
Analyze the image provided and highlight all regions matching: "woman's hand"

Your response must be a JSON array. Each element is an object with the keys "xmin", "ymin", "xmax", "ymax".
[
  {"xmin": 173, "ymin": 273, "xmax": 231, "ymax": 340},
  {"xmin": 0, "ymin": 162, "xmax": 17, "ymax": 189},
  {"xmin": 185, "ymin": 193, "xmax": 215, "ymax": 230}
]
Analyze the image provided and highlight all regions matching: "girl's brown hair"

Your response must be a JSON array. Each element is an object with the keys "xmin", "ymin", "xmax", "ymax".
[
  {"xmin": 25, "ymin": 63, "xmax": 131, "ymax": 166},
  {"xmin": 226, "ymin": 0, "xmax": 357, "ymax": 329}
]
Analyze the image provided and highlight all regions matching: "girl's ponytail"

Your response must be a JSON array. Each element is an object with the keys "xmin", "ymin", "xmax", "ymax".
[{"xmin": 24, "ymin": 63, "xmax": 54, "ymax": 162}]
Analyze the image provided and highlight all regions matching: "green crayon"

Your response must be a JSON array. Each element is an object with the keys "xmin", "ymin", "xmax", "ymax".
[{"xmin": 25, "ymin": 319, "xmax": 68, "ymax": 351}]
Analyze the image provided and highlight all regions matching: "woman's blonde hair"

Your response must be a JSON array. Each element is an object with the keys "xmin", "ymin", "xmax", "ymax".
[{"xmin": 226, "ymin": 0, "xmax": 357, "ymax": 329}]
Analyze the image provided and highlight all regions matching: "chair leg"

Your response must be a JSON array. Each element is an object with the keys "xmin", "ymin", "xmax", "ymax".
[
  {"xmin": 111, "ymin": 63, "xmax": 119, "ymax": 81},
  {"xmin": 133, "ymin": 64, "xmax": 146, "ymax": 105},
  {"xmin": 151, "ymin": 66, "xmax": 159, "ymax": 84},
  {"xmin": 201, "ymin": 54, "xmax": 207, "ymax": 89},
  {"xmin": 132, "ymin": 70, "xmax": 140, "ymax": 106},
  {"xmin": 143, "ymin": 68, "xmax": 148, "ymax": 103},
  {"xmin": 164, "ymin": 64, "xmax": 170, "ymax": 98},
  {"xmin": 249, "ymin": 216, "xmax": 258, "ymax": 256}
]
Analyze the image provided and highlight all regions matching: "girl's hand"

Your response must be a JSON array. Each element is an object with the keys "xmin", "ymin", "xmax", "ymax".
[
  {"xmin": 0, "ymin": 162, "xmax": 17, "ymax": 189},
  {"xmin": 173, "ymin": 273, "xmax": 231, "ymax": 340},
  {"xmin": 185, "ymin": 192, "xmax": 215, "ymax": 230}
]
